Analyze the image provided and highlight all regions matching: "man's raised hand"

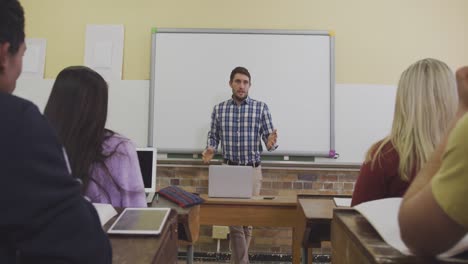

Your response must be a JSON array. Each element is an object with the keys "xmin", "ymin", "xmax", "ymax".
[
  {"xmin": 267, "ymin": 129, "xmax": 278, "ymax": 150},
  {"xmin": 202, "ymin": 147, "xmax": 214, "ymax": 164}
]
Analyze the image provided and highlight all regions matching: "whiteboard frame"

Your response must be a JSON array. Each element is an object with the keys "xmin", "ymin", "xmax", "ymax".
[{"xmin": 149, "ymin": 28, "xmax": 335, "ymax": 157}]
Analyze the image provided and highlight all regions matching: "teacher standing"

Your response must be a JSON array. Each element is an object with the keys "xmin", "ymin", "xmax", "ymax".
[{"xmin": 202, "ymin": 66, "xmax": 278, "ymax": 264}]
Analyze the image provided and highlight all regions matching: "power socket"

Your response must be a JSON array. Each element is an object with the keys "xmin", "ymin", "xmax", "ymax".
[{"xmin": 212, "ymin": 225, "xmax": 229, "ymax": 239}]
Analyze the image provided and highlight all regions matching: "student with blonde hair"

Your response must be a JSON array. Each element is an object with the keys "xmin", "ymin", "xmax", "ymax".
[
  {"xmin": 399, "ymin": 66, "xmax": 468, "ymax": 255},
  {"xmin": 351, "ymin": 58, "xmax": 458, "ymax": 206}
]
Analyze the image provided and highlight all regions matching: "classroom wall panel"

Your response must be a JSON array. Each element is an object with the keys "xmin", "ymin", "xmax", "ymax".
[
  {"xmin": 16, "ymin": 0, "xmax": 468, "ymax": 163},
  {"xmin": 14, "ymin": 79, "xmax": 150, "ymax": 147},
  {"xmin": 14, "ymin": 78, "xmax": 395, "ymax": 163},
  {"xmin": 21, "ymin": 0, "xmax": 468, "ymax": 84}
]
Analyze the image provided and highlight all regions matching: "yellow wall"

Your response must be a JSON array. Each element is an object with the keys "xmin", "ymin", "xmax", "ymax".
[{"xmin": 21, "ymin": 0, "xmax": 468, "ymax": 84}]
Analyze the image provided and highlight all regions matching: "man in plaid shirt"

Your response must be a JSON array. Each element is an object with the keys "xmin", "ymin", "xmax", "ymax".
[{"xmin": 202, "ymin": 66, "xmax": 278, "ymax": 264}]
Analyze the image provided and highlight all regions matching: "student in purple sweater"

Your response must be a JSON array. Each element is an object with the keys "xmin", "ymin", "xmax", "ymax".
[{"xmin": 44, "ymin": 66, "xmax": 147, "ymax": 208}]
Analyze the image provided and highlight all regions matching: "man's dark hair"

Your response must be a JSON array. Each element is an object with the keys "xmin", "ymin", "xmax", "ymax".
[
  {"xmin": 230, "ymin": 66, "xmax": 251, "ymax": 83},
  {"xmin": 0, "ymin": 0, "xmax": 25, "ymax": 54}
]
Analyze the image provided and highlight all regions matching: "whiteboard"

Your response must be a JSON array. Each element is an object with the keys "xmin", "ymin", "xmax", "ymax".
[
  {"xmin": 150, "ymin": 29, "xmax": 335, "ymax": 156},
  {"xmin": 316, "ymin": 84, "xmax": 396, "ymax": 164}
]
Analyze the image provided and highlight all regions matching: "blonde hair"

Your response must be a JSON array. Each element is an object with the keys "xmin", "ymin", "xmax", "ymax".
[{"xmin": 365, "ymin": 58, "xmax": 458, "ymax": 181}]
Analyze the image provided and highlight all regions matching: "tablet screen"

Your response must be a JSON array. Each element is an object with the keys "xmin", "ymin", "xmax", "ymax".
[{"xmin": 107, "ymin": 208, "xmax": 171, "ymax": 235}]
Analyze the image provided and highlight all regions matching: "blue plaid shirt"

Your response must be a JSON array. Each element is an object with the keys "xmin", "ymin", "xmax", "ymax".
[{"xmin": 207, "ymin": 97, "xmax": 277, "ymax": 164}]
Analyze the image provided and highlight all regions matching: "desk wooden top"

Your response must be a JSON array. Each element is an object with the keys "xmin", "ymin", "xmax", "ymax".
[
  {"xmin": 200, "ymin": 195, "xmax": 296, "ymax": 227},
  {"xmin": 298, "ymin": 198, "xmax": 335, "ymax": 220},
  {"xmin": 295, "ymin": 195, "xmax": 348, "ymax": 250},
  {"xmin": 332, "ymin": 209, "xmax": 468, "ymax": 264},
  {"xmin": 200, "ymin": 194, "xmax": 296, "ymax": 206}
]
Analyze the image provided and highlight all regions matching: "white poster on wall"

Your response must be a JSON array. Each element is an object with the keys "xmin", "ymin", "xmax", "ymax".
[
  {"xmin": 20, "ymin": 38, "xmax": 46, "ymax": 79},
  {"xmin": 84, "ymin": 25, "xmax": 124, "ymax": 81}
]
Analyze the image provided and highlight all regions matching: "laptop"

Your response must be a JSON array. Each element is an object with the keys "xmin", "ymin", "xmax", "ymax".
[
  {"xmin": 136, "ymin": 148, "xmax": 157, "ymax": 203},
  {"xmin": 208, "ymin": 165, "xmax": 254, "ymax": 198}
]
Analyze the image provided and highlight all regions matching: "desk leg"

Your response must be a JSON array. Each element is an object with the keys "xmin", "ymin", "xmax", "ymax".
[
  {"xmin": 292, "ymin": 227, "xmax": 301, "ymax": 264},
  {"xmin": 301, "ymin": 247, "xmax": 308, "ymax": 264},
  {"xmin": 186, "ymin": 245, "xmax": 193, "ymax": 264}
]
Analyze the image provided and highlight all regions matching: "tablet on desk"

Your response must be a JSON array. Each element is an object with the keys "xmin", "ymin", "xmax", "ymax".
[{"xmin": 107, "ymin": 208, "xmax": 171, "ymax": 235}]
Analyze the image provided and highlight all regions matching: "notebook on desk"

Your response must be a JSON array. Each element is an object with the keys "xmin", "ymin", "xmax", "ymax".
[
  {"xmin": 354, "ymin": 198, "xmax": 468, "ymax": 259},
  {"xmin": 136, "ymin": 148, "xmax": 157, "ymax": 203},
  {"xmin": 208, "ymin": 165, "xmax": 253, "ymax": 198}
]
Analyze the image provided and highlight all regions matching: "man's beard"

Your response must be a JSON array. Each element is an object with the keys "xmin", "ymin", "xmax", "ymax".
[{"xmin": 233, "ymin": 93, "xmax": 247, "ymax": 102}]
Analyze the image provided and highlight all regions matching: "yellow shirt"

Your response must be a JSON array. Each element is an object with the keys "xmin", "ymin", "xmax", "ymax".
[{"xmin": 432, "ymin": 114, "xmax": 468, "ymax": 229}]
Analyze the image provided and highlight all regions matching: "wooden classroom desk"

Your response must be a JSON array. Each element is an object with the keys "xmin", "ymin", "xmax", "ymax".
[
  {"xmin": 150, "ymin": 196, "xmax": 200, "ymax": 264},
  {"xmin": 331, "ymin": 209, "xmax": 468, "ymax": 264},
  {"xmin": 199, "ymin": 195, "xmax": 302, "ymax": 263},
  {"xmin": 105, "ymin": 209, "xmax": 179, "ymax": 264},
  {"xmin": 296, "ymin": 194, "xmax": 352, "ymax": 264}
]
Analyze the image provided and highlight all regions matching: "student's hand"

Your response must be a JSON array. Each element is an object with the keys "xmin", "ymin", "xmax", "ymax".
[
  {"xmin": 456, "ymin": 66, "xmax": 468, "ymax": 112},
  {"xmin": 202, "ymin": 147, "xmax": 214, "ymax": 164},
  {"xmin": 267, "ymin": 129, "xmax": 277, "ymax": 150}
]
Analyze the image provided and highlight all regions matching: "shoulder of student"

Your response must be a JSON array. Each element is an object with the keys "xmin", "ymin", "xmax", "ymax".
[
  {"xmin": 0, "ymin": 93, "xmax": 58, "ymax": 146},
  {"xmin": 102, "ymin": 133, "xmax": 136, "ymax": 155},
  {"xmin": 0, "ymin": 92, "xmax": 40, "ymax": 121}
]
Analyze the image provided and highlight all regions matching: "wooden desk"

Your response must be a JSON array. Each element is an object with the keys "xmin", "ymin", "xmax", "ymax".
[
  {"xmin": 331, "ymin": 209, "xmax": 468, "ymax": 264},
  {"xmin": 296, "ymin": 194, "xmax": 351, "ymax": 264},
  {"xmin": 296, "ymin": 196, "xmax": 335, "ymax": 264},
  {"xmin": 199, "ymin": 195, "xmax": 300, "ymax": 263},
  {"xmin": 150, "ymin": 196, "xmax": 200, "ymax": 264},
  {"xmin": 106, "ymin": 209, "xmax": 179, "ymax": 264}
]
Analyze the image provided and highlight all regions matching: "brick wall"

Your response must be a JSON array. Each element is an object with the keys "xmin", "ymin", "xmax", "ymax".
[{"xmin": 157, "ymin": 162, "xmax": 360, "ymax": 255}]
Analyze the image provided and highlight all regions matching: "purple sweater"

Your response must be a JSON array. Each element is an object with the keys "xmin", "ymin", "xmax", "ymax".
[{"xmin": 84, "ymin": 134, "xmax": 147, "ymax": 208}]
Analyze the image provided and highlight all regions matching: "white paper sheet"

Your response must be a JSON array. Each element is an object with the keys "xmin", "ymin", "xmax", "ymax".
[
  {"xmin": 84, "ymin": 25, "xmax": 124, "ymax": 81},
  {"xmin": 20, "ymin": 38, "xmax": 46, "ymax": 79},
  {"xmin": 93, "ymin": 41, "xmax": 113, "ymax": 67},
  {"xmin": 92, "ymin": 203, "xmax": 118, "ymax": 227},
  {"xmin": 354, "ymin": 198, "xmax": 468, "ymax": 259},
  {"xmin": 333, "ymin": 197, "xmax": 352, "ymax": 207}
]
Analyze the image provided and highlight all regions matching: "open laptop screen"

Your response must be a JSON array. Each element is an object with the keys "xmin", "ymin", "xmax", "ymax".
[
  {"xmin": 136, "ymin": 148, "xmax": 156, "ymax": 191},
  {"xmin": 208, "ymin": 165, "xmax": 253, "ymax": 198}
]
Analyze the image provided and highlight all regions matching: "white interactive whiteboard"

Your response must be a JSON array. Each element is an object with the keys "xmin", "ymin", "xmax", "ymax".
[
  {"xmin": 315, "ymin": 84, "xmax": 397, "ymax": 164},
  {"xmin": 150, "ymin": 28, "xmax": 335, "ymax": 157}
]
